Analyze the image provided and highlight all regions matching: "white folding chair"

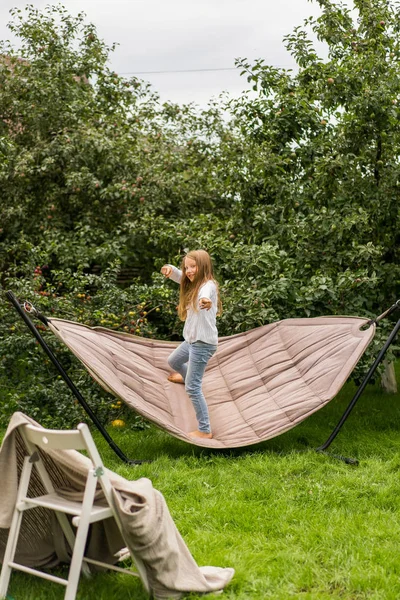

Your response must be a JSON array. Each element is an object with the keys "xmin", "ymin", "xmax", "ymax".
[{"xmin": 0, "ymin": 422, "xmax": 150, "ymax": 600}]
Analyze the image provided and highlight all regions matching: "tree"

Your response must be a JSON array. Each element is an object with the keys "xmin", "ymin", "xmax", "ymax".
[
  {"xmin": 217, "ymin": 0, "xmax": 400, "ymax": 321},
  {"xmin": 1, "ymin": 1, "xmax": 399, "ymax": 429},
  {"xmin": 0, "ymin": 4, "xmax": 235, "ymax": 427}
]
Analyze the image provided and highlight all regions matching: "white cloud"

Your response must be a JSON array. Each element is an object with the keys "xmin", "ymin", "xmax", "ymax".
[{"xmin": 0, "ymin": 0, "xmax": 336, "ymax": 106}]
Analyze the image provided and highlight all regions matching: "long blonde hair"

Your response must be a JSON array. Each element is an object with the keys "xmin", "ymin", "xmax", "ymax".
[{"xmin": 177, "ymin": 250, "xmax": 222, "ymax": 321}]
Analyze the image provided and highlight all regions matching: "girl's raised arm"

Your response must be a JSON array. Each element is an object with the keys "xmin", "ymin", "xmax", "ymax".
[
  {"xmin": 161, "ymin": 265, "xmax": 172, "ymax": 277},
  {"xmin": 161, "ymin": 264, "xmax": 182, "ymax": 284}
]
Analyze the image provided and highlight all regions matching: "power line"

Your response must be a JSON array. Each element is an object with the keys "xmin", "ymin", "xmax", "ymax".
[
  {"xmin": 119, "ymin": 67, "xmax": 238, "ymax": 75},
  {"xmin": 119, "ymin": 64, "xmax": 293, "ymax": 75}
]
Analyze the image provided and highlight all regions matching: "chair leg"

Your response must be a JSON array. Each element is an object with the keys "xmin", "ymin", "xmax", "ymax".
[
  {"xmin": 63, "ymin": 470, "xmax": 98, "ymax": 600},
  {"xmin": 30, "ymin": 453, "xmax": 91, "ymax": 577},
  {"xmin": 0, "ymin": 457, "xmax": 34, "ymax": 598}
]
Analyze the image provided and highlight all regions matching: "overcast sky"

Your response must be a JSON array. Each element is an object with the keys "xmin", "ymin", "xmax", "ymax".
[{"xmin": 0, "ymin": 0, "xmax": 346, "ymax": 107}]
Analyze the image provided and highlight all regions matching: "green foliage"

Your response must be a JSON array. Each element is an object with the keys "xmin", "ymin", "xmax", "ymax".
[{"xmin": 229, "ymin": 0, "xmax": 400, "ymax": 320}]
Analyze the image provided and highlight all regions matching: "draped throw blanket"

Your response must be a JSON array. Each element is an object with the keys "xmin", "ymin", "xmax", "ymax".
[{"xmin": 47, "ymin": 316, "xmax": 375, "ymax": 449}]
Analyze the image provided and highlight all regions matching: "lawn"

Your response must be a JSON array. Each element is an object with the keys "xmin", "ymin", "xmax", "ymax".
[{"xmin": 1, "ymin": 363, "xmax": 400, "ymax": 600}]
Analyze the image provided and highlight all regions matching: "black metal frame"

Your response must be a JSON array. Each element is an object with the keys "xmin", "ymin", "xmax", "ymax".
[
  {"xmin": 6, "ymin": 291, "xmax": 149, "ymax": 465},
  {"xmin": 316, "ymin": 304, "xmax": 400, "ymax": 464}
]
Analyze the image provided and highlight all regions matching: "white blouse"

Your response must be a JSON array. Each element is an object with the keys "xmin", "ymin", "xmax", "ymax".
[{"xmin": 168, "ymin": 265, "xmax": 218, "ymax": 345}]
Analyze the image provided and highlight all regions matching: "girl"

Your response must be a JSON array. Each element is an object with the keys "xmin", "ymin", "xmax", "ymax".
[{"xmin": 161, "ymin": 250, "xmax": 221, "ymax": 439}]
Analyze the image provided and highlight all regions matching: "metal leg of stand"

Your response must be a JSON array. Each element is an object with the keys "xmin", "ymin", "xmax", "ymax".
[
  {"xmin": 6, "ymin": 290, "xmax": 150, "ymax": 465},
  {"xmin": 316, "ymin": 317, "xmax": 400, "ymax": 457}
]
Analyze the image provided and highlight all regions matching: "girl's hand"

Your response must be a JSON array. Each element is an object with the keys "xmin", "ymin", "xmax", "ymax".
[
  {"xmin": 161, "ymin": 265, "xmax": 172, "ymax": 278},
  {"xmin": 199, "ymin": 297, "xmax": 212, "ymax": 311}
]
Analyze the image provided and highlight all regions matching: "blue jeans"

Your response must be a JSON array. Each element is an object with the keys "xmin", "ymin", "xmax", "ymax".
[{"xmin": 168, "ymin": 340, "xmax": 217, "ymax": 433}]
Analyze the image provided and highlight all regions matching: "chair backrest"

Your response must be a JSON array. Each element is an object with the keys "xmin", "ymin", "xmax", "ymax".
[
  {"xmin": 21, "ymin": 422, "xmax": 114, "ymax": 503},
  {"xmin": 22, "ymin": 424, "xmax": 88, "ymax": 451}
]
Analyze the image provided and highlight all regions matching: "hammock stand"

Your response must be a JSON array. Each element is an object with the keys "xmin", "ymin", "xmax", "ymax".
[
  {"xmin": 316, "ymin": 299, "xmax": 400, "ymax": 461},
  {"xmin": 6, "ymin": 291, "xmax": 400, "ymax": 465}
]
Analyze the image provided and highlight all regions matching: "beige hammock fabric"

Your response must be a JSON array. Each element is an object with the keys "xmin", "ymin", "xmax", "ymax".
[{"xmin": 47, "ymin": 316, "xmax": 375, "ymax": 449}]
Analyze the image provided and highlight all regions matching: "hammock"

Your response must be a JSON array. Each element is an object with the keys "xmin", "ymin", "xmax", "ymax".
[{"xmin": 47, "ymin": 316, "xmax": 375, "ymax": 449}]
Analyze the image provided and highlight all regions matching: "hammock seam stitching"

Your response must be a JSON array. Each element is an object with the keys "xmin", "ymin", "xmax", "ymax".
[
  {"xmin": 211, "ymin": 347, "xmax": 257, "ymax": 442},
  {"xmin": 274, "ymin": 323, "xmax": 324, "ymax": 421}
]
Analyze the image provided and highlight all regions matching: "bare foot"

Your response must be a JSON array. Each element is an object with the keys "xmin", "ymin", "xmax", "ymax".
[
  {"xmin": 189, "ymin": 430, "xmax": 213, "ymax": 439},
  {"xmin": 167, "ymin": 372, "xmax": 184, "ymax": 384}
]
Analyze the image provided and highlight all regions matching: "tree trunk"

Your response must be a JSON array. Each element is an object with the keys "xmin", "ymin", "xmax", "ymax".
[{"xmin": 381, "ymin": 359, "xmax": 398, "ymax": 394}]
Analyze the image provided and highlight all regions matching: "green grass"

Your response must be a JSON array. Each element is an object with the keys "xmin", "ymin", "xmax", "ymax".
[{"xmin": 2, "ymin": 364, "xmax": 400, "ymax": 600}]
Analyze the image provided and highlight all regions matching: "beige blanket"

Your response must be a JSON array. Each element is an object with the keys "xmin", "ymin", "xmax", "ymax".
[{"xmin": 0, "ymin": 412, "xmax": 234, "ymax": 599}]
